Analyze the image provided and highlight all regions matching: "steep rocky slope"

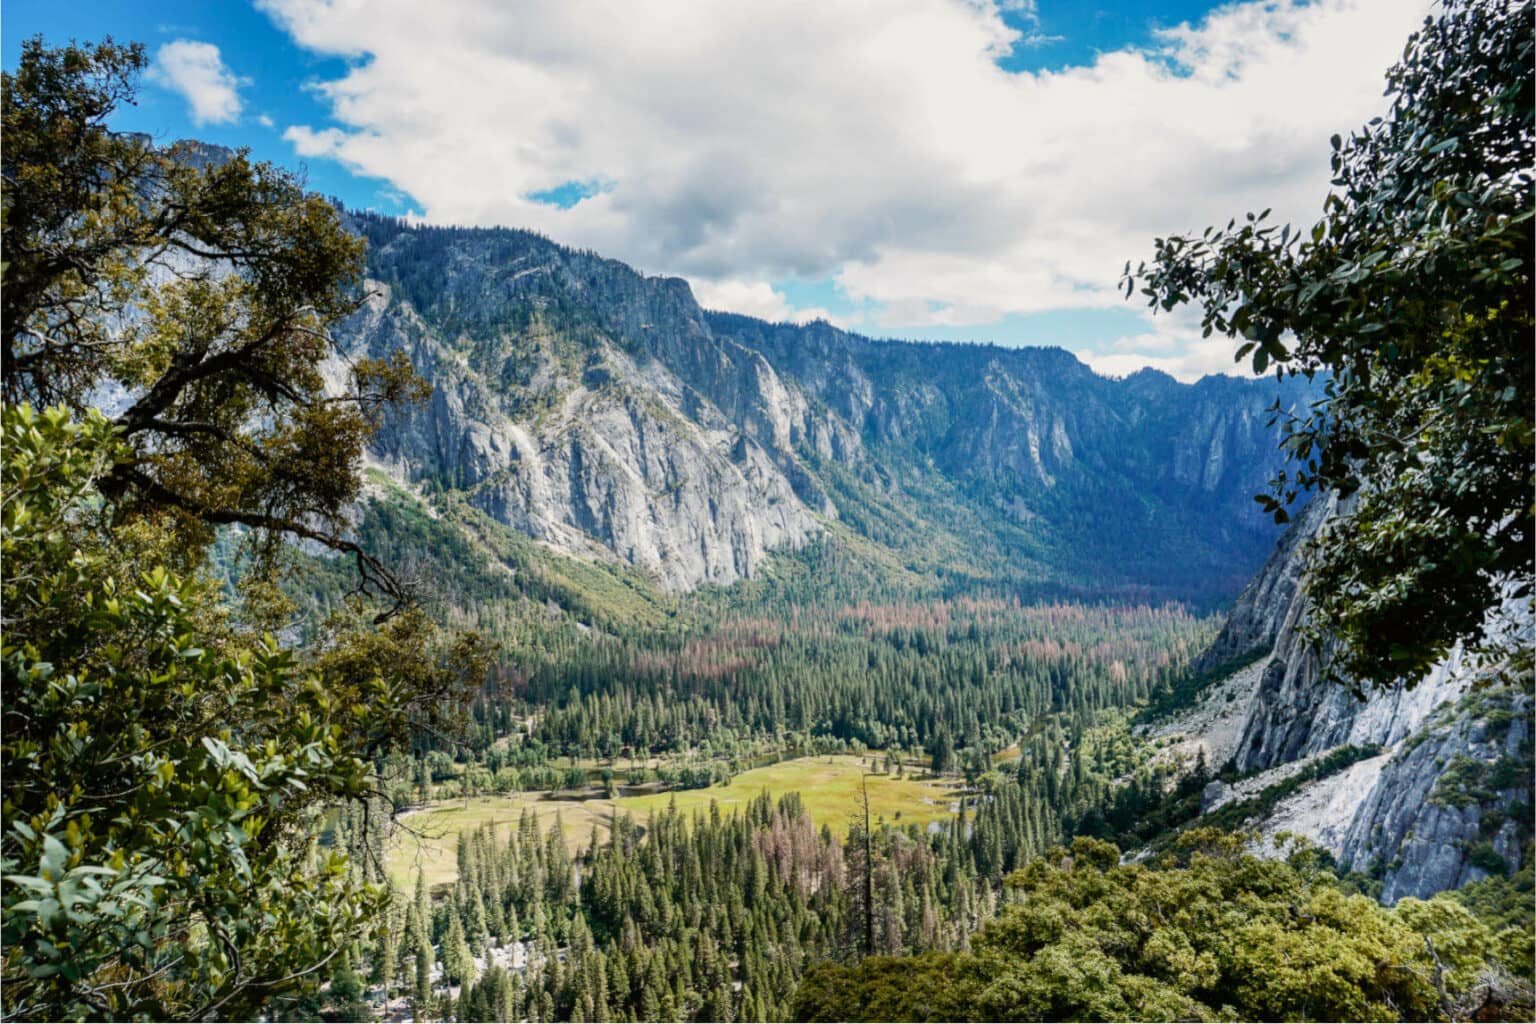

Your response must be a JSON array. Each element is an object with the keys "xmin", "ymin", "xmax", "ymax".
[
  {"xmin": 1161, "ymin": 496, "xmax": 1534, "ymax": 902},
  {"xmin": 1337, "ymin": 686, "xmax": 1531, "ymax": 904},
  {"xmin": 714, "ymin": 315, "xmax": 1309, "ymax": 596},
  {"xmin": 336, "ymin": 212, "xmax": 1310, "ymax": 600},
  {"xmin": 339, "ymin": 275, "xmax": 824, "ymax": 591}
]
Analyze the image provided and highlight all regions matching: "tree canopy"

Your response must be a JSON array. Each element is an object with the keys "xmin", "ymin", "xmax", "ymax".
[
  {"xmin": 1, "ymin": 36, "xmax": 425, "ymax": 610},
  {"xmin": 793, "ymin": 832, "xmax": 1533, "ymax": 1022},
  {"xmin": 0, "ymin": 39, "xmax": 486, "ymax": 1020},
  {"xmin": 2, "ymin": 407, "xmax": 371, "ymax": 1018},
  {"xmin": 1125, "ymin": 0, "xmax": 1533, "ymax": 687}
]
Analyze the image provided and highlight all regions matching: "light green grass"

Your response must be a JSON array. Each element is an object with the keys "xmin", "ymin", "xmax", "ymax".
[
  {"xmin": 612, "ymin": 755, "xmax": 960, "ymax": 834},
  {"xmin": 385, "ymin": 755, "xmax": 961, "ymax": 890},
  {"xmin": 386, "ymin": 795, "xmax": 621, "ymax": 891}
]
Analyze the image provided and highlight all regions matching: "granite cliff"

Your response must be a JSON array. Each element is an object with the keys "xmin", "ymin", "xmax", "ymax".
[
  {"xmin": 336, "ymin": 213, "xmax": 1310, "ymax": 601},
  {"xmin": 1164, "ymin": 496, "xmax": 1533, "ymax": 903}
]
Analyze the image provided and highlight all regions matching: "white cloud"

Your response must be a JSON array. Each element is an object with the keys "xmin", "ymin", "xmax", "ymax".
[
  {"xmin": 257, "ymin": 113, "xmax": 276, "ymax": 128},
  {"xmin": 259, "ymin": 0, "xmax": 1428, "ymax": 370},
  {"xmin": 1076, "ymin": 306, "xmax": 1255, "ymax": 382},
  {"xmin": 996, "ymin": 0, "xmax": 1040, "ymax": 19},
  {"xmin": 791, "ymin": 307, "xmax": 863, "ymax": 330},
  {"xmin": 689, "ymin": 279, "xmax": 793, "ymax": 321},
  {"xmin": 148, "ymin": 40, "xmax": 246, "ymax": 126},
  {"xmin": 689, "ymin": 278, "xmax": 867, "ymax": 331}
]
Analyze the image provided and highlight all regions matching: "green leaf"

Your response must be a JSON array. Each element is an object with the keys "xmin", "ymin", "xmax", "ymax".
[{"xmin": 40, "ymin": 835, "xmax": 68, "ymax": 882}]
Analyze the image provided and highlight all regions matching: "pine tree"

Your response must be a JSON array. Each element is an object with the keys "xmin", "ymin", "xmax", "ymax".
[
  {"xmin": 443, "ymin": 910, "xmax": 477, "ymax": 987},
  {"xmin": 413, "ymin": 946, "xmax": 434, "ymax": 1019}
]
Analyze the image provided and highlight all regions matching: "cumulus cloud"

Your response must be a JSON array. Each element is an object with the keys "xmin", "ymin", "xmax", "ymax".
[
  {"xmin": 690, "ymin": 278, "xmax": 865, "ymax": 330},
  {"xmin": 259, "ymin": 0, "xmax": 1427, "ymax": 376},
  {"xmin": 689, "ymin": 279, "xmax": 794, "ymax": 322},
  {"xmin": 147, "ymin": 40, "xmax": 246, "ymax": 126},
  {"xmin": 1075, "ymin": 305, "xmax": 1251, "ymax": 381}
]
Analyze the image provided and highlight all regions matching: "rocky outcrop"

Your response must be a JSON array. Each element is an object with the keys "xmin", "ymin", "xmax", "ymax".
[
  {"xmin": 1233, "ymin": 632, "xmax": 1477, "ymax": 775},
  {"xmin": 338, "ymin": 278, "xmax": 823, "ymax": 591},
  {"xmin": 1225, "ymin": 497, "xmax": 1526, "ymax": 777},
  {"xmin": 1179, "ymin": 493, "xmax": 1534, "ymax": 904},
  {"xmin": 1338, "ymin": 689, "xmax": 1532, "ymax": 904},
  {"xmin": 1192, "ymin": 494, "xmax": 1335, "ymax": 675}
]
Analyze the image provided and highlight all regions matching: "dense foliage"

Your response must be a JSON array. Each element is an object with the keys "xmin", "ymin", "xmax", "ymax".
[
  {"xmin": 0, "ymin": 407, "xmax": 477, "ymax": 1018},
  {"xmin": 519, "ymin": 599, "xmax": 1207, "ymax": 767},
  {"xmin": 378, "ymin": 794, "xmax": 997, "ymax": 1023},
  {"xmin": 793, "ymin": 832, "xmax": 1533, "ymax": 1022},
  {"xmin": 1127, "ymin": 0, "xmax": 1534, "ymax": 687},
  {"xmin": 339, "ymin": 753, "xmax": 1124, "ymax": 1023},
  {"xmin": 304, "ymin": 479, "xmax": 1218, "ymax": 788},
  {"xmin": 0, "ymin": 41, "xmax": 481, "ymax": 1020},
  {"xmin": 1, "ymin": 38, "xmax": 424, "ymax": 606}
]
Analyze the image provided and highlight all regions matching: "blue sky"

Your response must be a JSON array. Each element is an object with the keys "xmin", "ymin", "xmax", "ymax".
[
  {"xmin": 3, "ymin": 0, "xmax": 415, "ymax": 213},
  {"xmin": 995, "ymin": 0, "xmax": 1236, "ymax": 71},
  {"xmin": 4, "ymin": 0, "xmax": 1426, "ymax": 378}
]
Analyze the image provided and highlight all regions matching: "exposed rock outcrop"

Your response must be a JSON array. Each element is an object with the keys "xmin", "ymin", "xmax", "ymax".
[
  {"xmin": 1191, "ymin": 494, "xmax": 1335, "ymax": 675},
  {"xmin": 1175, "ymin": 494, "xmax": 1533, "ymax": 904},
  {"xmin": 1338, "ymin": 688, "xmax": 1532, "ymax": 904},
  {"xmin": 339, "ymin": 279, "xmax": 823, "ymax": 591},
  {"xmin": 336, "ymin": 213, "xmax": 1312, "ymax": 598}
]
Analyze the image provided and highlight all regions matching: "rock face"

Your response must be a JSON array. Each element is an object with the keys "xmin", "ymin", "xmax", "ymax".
[
  {"xmin": 338, "ymin": 213, "xmax": 1312, "ymax": 597},
  {"xmin": 340, "ymin": 276, "xmax": 825, "ymax": 591},
  {"xmin": 1191, "ymin": 494, "xmax": 1336, "ymax": 676},
  {"xmin": 1223, "ymin": 492, "xmax": 1498, "ymax": 779},
  {"xmin": 713, "ymin": 316, "xmax": 1310, "ymax": 599},
  {"xmin": 1338, "ymin": 689, "xmax": 1532, "ymax": 904},
  {"xmin": 1180, "ymin": 494, "xmax": 1534, "ymax": 903}
]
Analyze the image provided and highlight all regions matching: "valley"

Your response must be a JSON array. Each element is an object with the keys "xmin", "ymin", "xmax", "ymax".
[
  {"xmin": 296, "ymin": 250, "xmax": 1536, "ymax": 1017},
  {"xmin": 385, "ymin": 754, "xmax": 965, "ymax": 890},
  {"xmin": 184, "ymin": 160, "xmax": 1533, "ymax": 1024}
]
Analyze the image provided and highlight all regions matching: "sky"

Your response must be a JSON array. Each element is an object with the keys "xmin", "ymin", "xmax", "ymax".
[{"xmin": 3, "ymin": 0, "xmax": 1431, "ymax": 380}]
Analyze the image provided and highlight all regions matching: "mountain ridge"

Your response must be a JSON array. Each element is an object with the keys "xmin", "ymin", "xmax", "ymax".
[{"xmin": 336, "ymin": 209, "xmax": 1314, "ymax": 606}]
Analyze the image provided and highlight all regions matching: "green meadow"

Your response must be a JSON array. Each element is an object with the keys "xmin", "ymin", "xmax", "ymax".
[
  {"xmin": 611, "ymin": 755, "xmax": 960, "ymax": 831},
  {"xmin": 385, "ymin": 755, "xmax": 962, "ymax": 889}
]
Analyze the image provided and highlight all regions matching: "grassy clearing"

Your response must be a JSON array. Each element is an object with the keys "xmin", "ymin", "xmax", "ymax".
[
  {"xmin": 386, "ymin": 755, "xmax": 962, "ymax": 890},
  {"xmin": 612, "ymin": 755, "xmax": 960, "ymax": 834},
  {"xmin": 385, "ymin": 795, "xmax": 622, "ymax": 890}
]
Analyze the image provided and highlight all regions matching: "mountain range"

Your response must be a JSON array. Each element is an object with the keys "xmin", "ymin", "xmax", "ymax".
[{"xmin": 333, "ymin": 211, "xmax": 1314, "ymax": 611}]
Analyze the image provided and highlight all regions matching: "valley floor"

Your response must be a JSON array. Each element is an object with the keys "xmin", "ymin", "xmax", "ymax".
[{"xmin": 387, "ymin": 754, "xmax": 966, "ymax": 890}]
